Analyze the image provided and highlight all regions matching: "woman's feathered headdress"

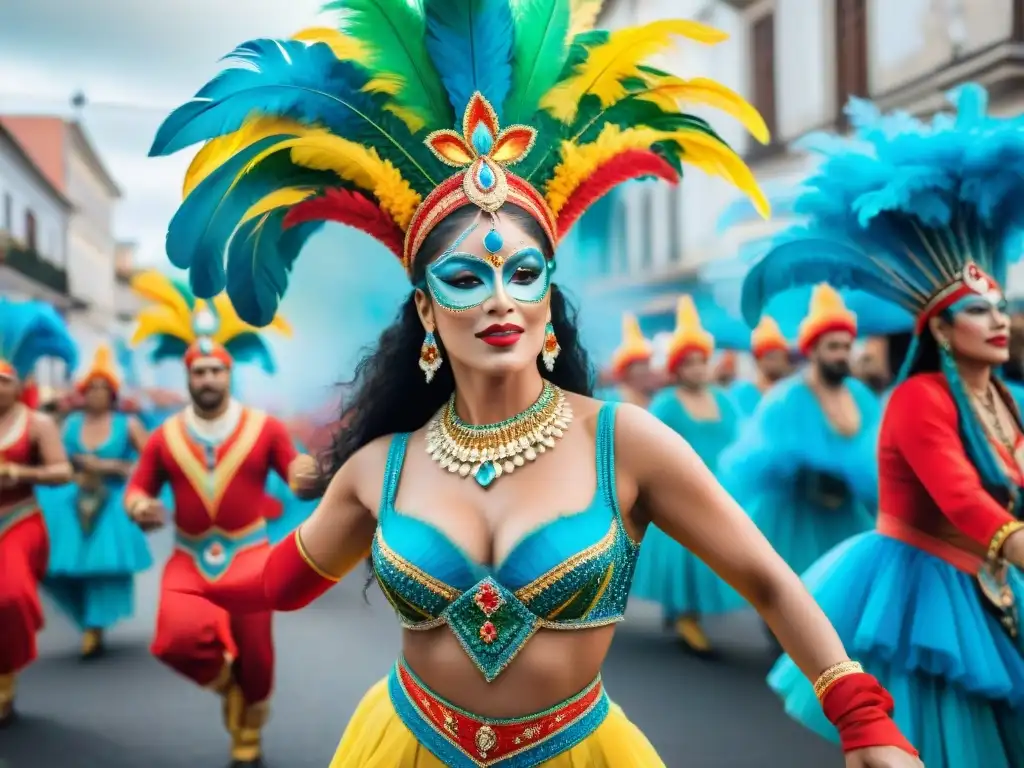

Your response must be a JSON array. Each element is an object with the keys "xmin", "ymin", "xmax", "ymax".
[
  {"xmin": 0, "ymin": 298, "xmax": 78, "ymax": 381},
  {"xmin": 740, "ymin": 84, "xmax": 1024, "ymax": 337},
  {"xmin": 76, "ymin": 344, "xmax": 121, "ymax": 395},
  {"xmin": 129, "ymin": 270, "xmax": 292, "ymax": 373},
  {"xmin": 665, "ymin": 294, "xmax": 714, "ymax": 371},
  {"xmin": 149, "ymin": 0, "xmax": 769, "ymax": 326}
]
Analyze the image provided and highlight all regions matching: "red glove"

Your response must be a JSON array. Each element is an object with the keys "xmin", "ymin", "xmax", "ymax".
[{"xmin": 821, "ymin": 672, "xmax": 918, "ymax": 756}]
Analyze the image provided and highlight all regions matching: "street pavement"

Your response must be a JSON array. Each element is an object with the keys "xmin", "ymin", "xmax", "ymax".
[{"xmin": 1, "ymin": 529, "xmax": 841, "ymax": 768}]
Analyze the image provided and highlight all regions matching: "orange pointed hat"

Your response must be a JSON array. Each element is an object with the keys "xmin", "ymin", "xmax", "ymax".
[
  {"xmin": 797, "ymin": 284, "xmax": 857, "ymax": 355},
  {"xmin": 750, "ymin": 315, "xmax": 789, "ymax": 358},
  {"xmin": 76, "ymin": 344, "xmax": 121, "ymax": 395},
  {"xmin": 665, "ymin": 295, "xmax": 714, "ymax": 371},
  {"xmin": 609, "ymin": 313, "xmax": 653, "ymax": 379}
]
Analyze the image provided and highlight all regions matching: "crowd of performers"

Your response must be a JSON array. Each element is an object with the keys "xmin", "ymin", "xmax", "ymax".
[{"xmin": 4, "ymin": 1, "xmax": 1024, "ymax": 767}]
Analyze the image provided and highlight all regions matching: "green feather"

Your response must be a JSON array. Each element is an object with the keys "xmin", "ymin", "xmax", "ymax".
[
  {"xmin": 504, "ymin": 0, "xmax": 571, "ymax": 123},
  {"xmin": 325, "ymin": 0, "xmax": 453, "ymax": 130}
]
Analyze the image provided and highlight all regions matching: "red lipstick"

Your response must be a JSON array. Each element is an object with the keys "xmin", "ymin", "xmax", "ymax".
[
  {"xmin": 988, "ymin": 335, "xmax": 1009, "ymax": 347},
  {"xmin": 476, "ymin": 323, "xmax": 524, "ymax": 347}
]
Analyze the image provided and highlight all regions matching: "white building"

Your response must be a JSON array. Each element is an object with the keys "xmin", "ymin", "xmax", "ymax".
[
  {"xmin": 0, "ymin": 121, "xmax": 74, "ymax": 387},
  {"xmin": 600, "ymin": 0, "xmax": 1024, "ymax": 291},
  {"xmin": 1, "ymin": 116, "xmax": 122, "ymax": 363}
]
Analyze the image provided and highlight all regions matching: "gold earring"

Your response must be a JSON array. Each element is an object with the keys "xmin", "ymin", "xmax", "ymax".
[
  {"xmin": 938, "ymin": 337, "xmax": 951, "ymax": 352},
  {"xmin": 419, "ymin": 330, "xmax": 443, "ymax": 383}
]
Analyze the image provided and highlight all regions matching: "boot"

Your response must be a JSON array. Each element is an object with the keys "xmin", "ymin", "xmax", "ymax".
[
  {"xmin": 0, "ymin": 674, "xmax": 16, "ymax": 728},
  {"xmin": 80, "ymin": 629, "xmax": 105, "ymax": 660},
  {"xmin": 674, "ymin": 615, "xmax": 714, "ymax": 657},
  {"xmin": 225, "ymin": 684, "xmax": 269, "ymax": 768}
]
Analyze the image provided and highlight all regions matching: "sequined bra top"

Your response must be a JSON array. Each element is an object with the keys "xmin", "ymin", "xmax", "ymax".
[{"xmin": 371, "ymin": 403, "xmax": 639, "ymax": 681}]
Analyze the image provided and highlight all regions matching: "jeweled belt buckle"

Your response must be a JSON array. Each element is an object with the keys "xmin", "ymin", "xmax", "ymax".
[{"xmin": 203, "ymin": 541, "xmax": 228, "ymax": 567}]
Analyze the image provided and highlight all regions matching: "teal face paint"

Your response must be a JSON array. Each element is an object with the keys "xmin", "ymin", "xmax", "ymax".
[
  {"xmin": 951, "ymin": 293, "xmax": 1007, "ymax": 317},
  {"xmin": 425, "ymin": 244, "xmax": 552, "ymax": 312}
]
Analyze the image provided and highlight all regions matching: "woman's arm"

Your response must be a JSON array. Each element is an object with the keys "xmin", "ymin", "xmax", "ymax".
[
  {"xmin": 616, "ymin": 405, "xmax": 918, "ymax": 763},
  {"xmin": 14, "ymin": 412, "xmax": 73, "ymax": 486}
]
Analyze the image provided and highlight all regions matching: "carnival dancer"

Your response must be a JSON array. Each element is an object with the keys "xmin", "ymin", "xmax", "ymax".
[
  {"xmin": 125, "ymin": 274, "xmax": 315, "ymax": 767},
  {"xmin": 41, "ymin": 345, "xmax": 153, "ymax": 659},
  {"xmin": 730, "ymin": 315, "xmax": 793, "ymax": 417},
  {"xmin": 605, "ymin": 313, "xmax": 656, "ymax": 407},
  {"xmin": 720, "ymin": 284, "xmax": 880, "ymax": 579},
  {"xmin": 0, "ymin": 299, "xmax": 76, "ymax": 725},
  {"xmin": 631, "ymin": 296, "xmax": 744, "ymax": 654},
  {"xmin": 148, "ymin": 2, "xmax": 922, "ymax": 766},
  {"xmin": 754, "ymin": 84, "xmax": 1024, "ymax": 768}
]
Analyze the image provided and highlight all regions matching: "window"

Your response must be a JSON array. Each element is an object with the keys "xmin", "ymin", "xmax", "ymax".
[
  {"xmin": 2, "ymin": 193, "xmax": 10, "ymax": 231},
  {"xmin": 615, "ymin": 198, "xmax": 629, "ymax": 274},
  {"xmin": 668, "ymin": 185, "xmax": 682, "ymax": 263},
  {"xmin": 25, "ymin": 210, "xmax": 37, "ymax": 252},
  {"xmin": 835, "ymin": 0, "xmax": 869, "ymax": 125},
  {"xmin": 750, "ymin": 13, "xmax": 778, "ymax": 139}
]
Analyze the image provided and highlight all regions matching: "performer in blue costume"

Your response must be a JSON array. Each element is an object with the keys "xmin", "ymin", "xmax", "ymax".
[
  {"xmin": 730, "ymin": 314, "xmax": 793, "ymax": 417},
  {"xmin": 752, "ymin": 84, "xmax": 1024, "ymax": 768},
  {"xmin": 631, "ymin": 296, "xmax": 743, "ymax": 653},
  {"xmin": 720, "ymin": 284, "xmax": 879, "ymax": 579},
  {"xmin": 602, "ymin": 313, "xmax": 656, "ymax": 407},
  {"xmin": 42, "ymin": 345, "xmax": 153, "ymax": 659}
]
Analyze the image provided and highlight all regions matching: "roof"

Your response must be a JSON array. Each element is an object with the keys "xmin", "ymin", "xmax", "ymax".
[
  {"xmin": 0, "ymin": 122, "xmax": 73, "ymax": 211},
  {"xmin": 67, "ymin": 121, "xmax": 121, "ymax": 198}
]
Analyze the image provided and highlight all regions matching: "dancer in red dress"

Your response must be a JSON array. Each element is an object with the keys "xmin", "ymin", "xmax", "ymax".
[
  {"xmin": 125, "ymin": 278, "xmax": 315, "ymax": 767},
  {"xmin": 0, "ymin": 299, "xmax": 76, "ymax": 725}
]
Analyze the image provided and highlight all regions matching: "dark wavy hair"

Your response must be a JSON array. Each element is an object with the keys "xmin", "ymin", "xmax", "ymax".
[{"xmin": 319, "ymin": 203, "xmax": 595, "ymax": 488}]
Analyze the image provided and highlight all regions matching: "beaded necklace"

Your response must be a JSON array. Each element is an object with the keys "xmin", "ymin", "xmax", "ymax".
[{"xmin": 425, "ymin": 381, "xmax": 572, "ymax": 488}]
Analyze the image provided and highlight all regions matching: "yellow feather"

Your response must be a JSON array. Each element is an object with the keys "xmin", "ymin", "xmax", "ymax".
[
  {"xmin": 241, "ymin": 188, "xmax": 316, "ymax": 224},
  {"xmin": 637, "ymin": 75, "xmax": 770, "ymax": 145},
  {"xmin": 209, "ymin": 294, "xmax": 291, "ymax": 345},
  {"xmin": 568, "ymin": 0, "xmax": 605, "ymax": 40},
  {"xmin": 291, "ymin": 27, "xmax": 369, "ymax": 63},
  {"xmin": 129, "ymin": 271, "xmax": 193, "ymax": 326},
  {"xmin": 545, "ymin": 124, "xmax": 769, "ymax": 219},
  {"xmin": 183, "ymin": 117, "xmax": 308, "ymax": 198},
  {"xmin": 541, "ymin": 19, "xmax": 728, "ymax": 123},
  {"xmin": 131, "ymin": 305, "xmax": 195, "ymax": 347},
  {"xmin": 238, "ymin": 131, "xmax": 422, "ymax": 229}
]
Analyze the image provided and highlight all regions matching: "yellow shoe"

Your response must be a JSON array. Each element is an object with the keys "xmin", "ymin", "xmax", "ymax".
[
  {"xmin": 674, "ymin": 615, "xmax": 713, "ymax": 655},
  {"xmin": 0, "ymin": 674, "xmax": 15, "ymax": 727},
  {"xmin": 228, "ymin": 692, "xmax": 269, "ymax": 767},
  {"xmin": 81, "ymin": 629, "xmax": 104, "ymax": 660}
]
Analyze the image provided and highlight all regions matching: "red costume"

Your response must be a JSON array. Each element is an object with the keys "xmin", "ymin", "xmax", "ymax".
[
  {"xmin": 0, "ymin": 411, "xmax": 48, "ymax": 691},
  {"xmin": 126, "ymin": 404, "xmax": 296, "ymax": 758}
]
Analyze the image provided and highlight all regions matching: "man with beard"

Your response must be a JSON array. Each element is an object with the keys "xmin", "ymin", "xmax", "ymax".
[
  {"xmin": 730, "ymin": 315, "xmax": 793, "ymax": 417},
  {"xmin": 125, "ymin": 337, "xmax": 316, "ymax": 768},
  {"xmin": 720, "ymin": 285, "xmax": 879, "ymax": 590}
]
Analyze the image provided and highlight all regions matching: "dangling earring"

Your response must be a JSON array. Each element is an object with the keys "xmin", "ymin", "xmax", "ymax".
[
  {"xmin": 419, "ymin": 330, "xmax": 443, "ymax": 383},
  {"xmin": 939, "ymin": 337, "xmax": 952, "ymax": 353},
  {"xmin": 542, "ymin": 322, "xmax": 560, "ymax": 372}
]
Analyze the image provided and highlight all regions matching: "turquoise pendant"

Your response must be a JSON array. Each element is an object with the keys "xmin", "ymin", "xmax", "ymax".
[
  {"xmin": 474, "ymin": 462, "xmax": 497, "ymax": 488},
  {"xmin": 477, "ymin": 163, "xmax": 495, "ymax": 190},
  {"xmin": 483, "ymin": 229, "xmax": 503, "ymax": 254}
]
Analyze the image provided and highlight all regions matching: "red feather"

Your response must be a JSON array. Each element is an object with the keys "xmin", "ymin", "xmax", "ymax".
[
  {"xmin": 283, "ymin": 188, "xmax": 405, "ymax": 258},
  {"xmin": 555, "ymin": 150, "xmax": 679, "ymax": 238}
]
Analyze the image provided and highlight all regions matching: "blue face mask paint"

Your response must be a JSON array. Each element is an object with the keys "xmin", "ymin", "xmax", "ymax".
[
  {"xmin": 422, "ymin": 223, "xmax": 552, "ymax": 312},
  {"xmin": 950, "ymin": 293, "xmax": 1007, "ymax": 318}
]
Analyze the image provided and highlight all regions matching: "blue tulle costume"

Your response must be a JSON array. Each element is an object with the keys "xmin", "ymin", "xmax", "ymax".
[
  {"xmin": 719, "ymin": 374, "xmax": 879, "ymax": 576},
  {"xmin": 741, "ymin": 84, "xmax": 1024, "ymax": 767},
  {"xmin": 631, "ymin": 386, "xmax": 744, "ymax": 618},
  {"xmin": 41, "ymin": 411, "xmax": 153, "ymax": 631}
]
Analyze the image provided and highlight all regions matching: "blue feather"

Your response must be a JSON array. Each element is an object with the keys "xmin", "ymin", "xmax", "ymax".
[
  {"xmin": 225, "ymin": 210, "xmax": 324, "ymax": 327},
  {"xmin": 0, "ymin": 299, "xmax": 78, "ymax": 377},
  {"xmin": 424, "ymin": 0, "xmax": 514, "ymax": 121},
  {"xmin": 223, "ymin": 332, "xmax": 276, "ymax": 374}
]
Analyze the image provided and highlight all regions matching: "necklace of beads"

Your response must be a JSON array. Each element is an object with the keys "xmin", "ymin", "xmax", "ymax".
[{"xmin": 425, "ymin": 381, "xmax": 572, "ymax": 488}]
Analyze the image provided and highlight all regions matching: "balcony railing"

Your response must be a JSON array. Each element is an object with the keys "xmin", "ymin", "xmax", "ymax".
[{"xmin": 0, "ymin": 235, "xmax": 70, "ymax": 294}]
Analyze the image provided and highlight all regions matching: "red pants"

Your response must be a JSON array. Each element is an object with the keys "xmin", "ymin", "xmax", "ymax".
[
  {"xmin": 151, "ymin": 550, "xmax": 274, "ymax": 704},
  {"xmin": 0, "ymin": 509, "xmax": 48, "ymax": 675}
]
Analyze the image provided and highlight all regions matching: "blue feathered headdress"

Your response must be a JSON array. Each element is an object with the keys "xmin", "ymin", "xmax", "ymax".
[
  {"xmin": 0, "ymin": 298, "xmax": 78, "ymax": 379},
  {"xmin": 741, "ymin": 84, "xmax": 1024, "ymax": 333}
]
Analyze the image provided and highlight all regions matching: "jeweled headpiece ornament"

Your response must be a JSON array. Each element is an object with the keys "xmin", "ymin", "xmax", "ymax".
[
  {"xmin": 129, "ymin": 270, "xmax": 292, "ymax": 373},
  {"xmin": 0, "ymin": 298, "xmax": 78, "ymax": 395},
  {"xmin": 150, "ymin": 0, "xmax": 770, "ymax": 326}
]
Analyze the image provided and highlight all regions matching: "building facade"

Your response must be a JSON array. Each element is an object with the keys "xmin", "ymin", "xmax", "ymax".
[
  {"xmin": 0, "ymin": 122, "xmax": 74, "ymax": 386},
  {"xmin": 1, "ymin": 116, "xmax": 122, "ymax": 361},
  {"xmin": 600, "ymin": 0, "xmax": 1024, "ymax": 293}
]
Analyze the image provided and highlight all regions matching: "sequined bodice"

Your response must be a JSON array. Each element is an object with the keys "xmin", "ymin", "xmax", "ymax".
[{"xmin": 371, "ymin": 403, "xmax": 639, "ymax": 681}]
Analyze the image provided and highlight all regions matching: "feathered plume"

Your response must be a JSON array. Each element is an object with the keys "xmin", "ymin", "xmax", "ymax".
[
  {"xmin": 0, "ymin": 298, "xmax": 78, "ymax": 377},
  {"xmin": 742, "ymin": 83, "xmax": 1024, "ymax": 327},
  {"xmin": 567, "ymin": 0, "xmax": 604, "ymax": 39}
]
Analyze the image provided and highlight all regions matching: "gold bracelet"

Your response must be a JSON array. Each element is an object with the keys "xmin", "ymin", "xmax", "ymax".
[
  {"xmin": 988, "ymin": 521, "xmax": 1024, "ymax": 561},
  {"xmin": 813, "ymin": 660, "xmax": 864, "ymax": 701}
]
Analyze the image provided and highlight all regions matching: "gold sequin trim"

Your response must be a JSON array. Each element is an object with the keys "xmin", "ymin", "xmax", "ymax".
[
  {"xmin": 813, "ymin": 660, "xmax": 864, "ymax": 701},
  {"xmin": 988, "ymin": 520, "xmax": 1024, "ymax": 561},
  {"xmin": 375, "ymin": 528, "xmax": 461, "ymax": 601},
  {"xmin": 514, "ymin": 519, "xmax": 617, "ymax": 603}
]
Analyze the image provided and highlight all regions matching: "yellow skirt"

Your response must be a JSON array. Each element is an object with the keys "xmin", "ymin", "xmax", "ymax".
[{"xmin": 329, "ymin": 673, "xmax": 664, "ymax": 767}]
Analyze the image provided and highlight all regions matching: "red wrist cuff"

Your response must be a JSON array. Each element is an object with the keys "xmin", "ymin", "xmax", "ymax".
[
  {"xmin": 821, "ymin": 673, "xmax": 918, "ymax": 756},
  {"xmin": 263, "ymin": 530, "xmax": 338, "ymax": 611}
]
